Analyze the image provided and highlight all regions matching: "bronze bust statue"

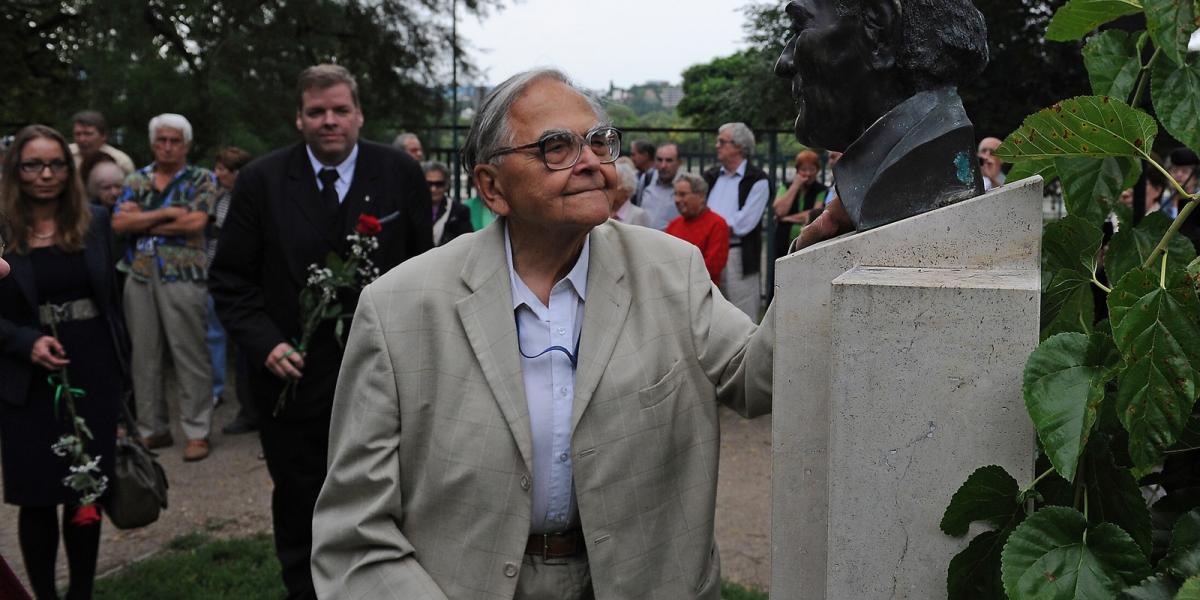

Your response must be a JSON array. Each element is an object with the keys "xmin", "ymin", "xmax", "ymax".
[{"xmin": 775, "ymin": 0, "xmax": 989, "ymax": 233}]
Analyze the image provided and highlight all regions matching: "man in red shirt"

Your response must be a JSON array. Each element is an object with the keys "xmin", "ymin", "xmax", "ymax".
[{"xmin": 666, "ymin": 172, "xmax": 729, "ymax": 285}]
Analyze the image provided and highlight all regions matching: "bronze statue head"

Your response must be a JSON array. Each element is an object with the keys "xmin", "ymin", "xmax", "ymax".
[{"xmin": 774, "ymin": 0, "xmax": 988, "ymax": 152}]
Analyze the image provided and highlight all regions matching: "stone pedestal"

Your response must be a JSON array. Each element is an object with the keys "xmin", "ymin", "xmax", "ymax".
[{"xmin": 770, "ymin": 178, "xmax": 1043, "ymax": 599}]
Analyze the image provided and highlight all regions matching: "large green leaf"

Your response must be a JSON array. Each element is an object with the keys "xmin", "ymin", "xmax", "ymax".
[
  {"xmin": 1025, "ymin": 333, "xmax": 1120, "ymax": 481},
  {"xmin": 1188, "ymin": 256, "xmax": 1200, "ymax": 295},
  {"xmin": 1042, "ymin": 216, "xmax": 1105, "ymax": 338},
  {"xmin": 1048, "ymin": 0, "xmax": 1147, "ymax": 41},
  {"xmin": 1084, "ymin": 30, "xmax": 1145, "ymax": 100},
  {"xmin": 949, "ymin": 529, "xmax": 1009, "ymax": 600},
  {"xmin": 1058, "ymin": 157, "xmax": 1143, "ymax": 228},
  {"xmin": 1121, "ymin": 574, "xmax": 1182, "ymax": 599},
  {"xmin": 1084, "ymin": 445, "xmax": 1154, "ymax": 554},
  {"xmin": 1108, "ymin": 212, "xmax": 1198, "ymax": 286},
  {"xmin": 1152, "ymin": 52, "xmax": 1200, "ymax": 156},
  {"xmin": 1001, "ymin": 506, "xmax": 1151, "ymax": 598},
  {"xmin": 1108, "ymin": 268, "xmax": 1200, "ymax": 470},
  {"xmin": 1009, "ymin": 158, "xmax": 1059, "ymax": 185},
  {"xmin": 941, "ymin": 465, "xmax": 1022, "ymax": 536},
  {"xmin": 1145, "ymin": 0, "xmax": 1196, "ymax": 66},
  {"xmin": 998, "ymin": 96, "xmax": 1157, "ymax": 161},
  {"xmin": 1160, "ymin": 510, "xmax": 1200, "ymax": 580},
  {"xmin": 1178, "ymin": 576, "xmax": 1200, "ymax": 598},
  {"xmin": 1045, "ymin": 215, "xmax": 1105, "ymax": 289},
  {"xmin": 1044, "ymin": 279, "xmax": 1099, "ymax": 339}
]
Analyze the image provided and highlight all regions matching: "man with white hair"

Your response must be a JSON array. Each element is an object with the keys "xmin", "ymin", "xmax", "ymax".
[
  {"xmin": 394, "ymin": 131, "xmax": 425, "ymax": 161},
  {"xmin": 977, "ymin": 136, "xmax": 1005, "ymax": 191},
  {"xmin": 704, "ymin": 122, "xmax": 769, "ymax": 320},
  {"xmin": 113, "ymin": 113, "xmax": 219, "ymax": 461},
  {"xmin": 312, "ymin": 68, "xmax": 775, "ymax": 600}
]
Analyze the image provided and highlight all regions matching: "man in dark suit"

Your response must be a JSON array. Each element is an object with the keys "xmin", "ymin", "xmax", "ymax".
[{"xmin": 208, "ymin": 64, "xmax": 433, "ymax": 599}]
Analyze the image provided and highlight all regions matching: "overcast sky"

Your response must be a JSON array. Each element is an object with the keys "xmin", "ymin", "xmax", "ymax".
[{"xmin": 457, "ymin": 0, "xmax": 753, "ymax": 90}]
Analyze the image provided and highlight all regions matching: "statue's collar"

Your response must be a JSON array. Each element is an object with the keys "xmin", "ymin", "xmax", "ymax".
[{"xmin": 832, "ymin": 86, "xmax": 971, "ymax": 229}]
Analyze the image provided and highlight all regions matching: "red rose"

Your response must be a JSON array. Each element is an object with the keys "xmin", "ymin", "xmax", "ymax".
[
  {"xmin": 71, "ymin": 504, "xmax": 100, "ymax": 526},
  {"xmin": 355, "ymin": 214, "xmax": 382, "ymax": 236}
]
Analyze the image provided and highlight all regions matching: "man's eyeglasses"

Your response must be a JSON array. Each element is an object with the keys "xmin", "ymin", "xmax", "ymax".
[
  {"xmin": 489, "ymin": 126, "xmax": 622, "ymax": 171},
  {"xmin": 426, "ymin": 180, "xmax": 447, "ymax": 188},
  {"xmin": 18, "ymin": 160, "xmax": 69, "ymax": 175}
]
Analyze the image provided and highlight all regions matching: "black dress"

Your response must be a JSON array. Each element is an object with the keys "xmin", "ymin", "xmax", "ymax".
[{"xmin": 0, "ymin": 247, "xmax": 119, "ymax": 506}]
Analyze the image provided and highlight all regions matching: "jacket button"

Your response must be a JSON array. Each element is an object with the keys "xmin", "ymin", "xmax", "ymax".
[
  {"xmin": 520, "ymin": 476, "xmax": 530, "ymax": 491},
  {"xmin": 504, "ymin": 562, "xmax": 519, "ymax": 577}
]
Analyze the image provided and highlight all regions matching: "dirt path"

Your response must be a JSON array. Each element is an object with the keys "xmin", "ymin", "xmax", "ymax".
[{"xmin": 1, "ymin": 399, "xmax": 772, "ymax": 594}]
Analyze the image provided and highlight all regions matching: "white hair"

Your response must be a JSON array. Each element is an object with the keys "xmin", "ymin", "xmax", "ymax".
[
  {"xmin": 462, "ymin": 68, "xmax": 608, "ymax": 171},
  {"xmin": 148, "ymin": 113, "xmax": 193, "ymax": 144},
  {"xmin": 719, "ymin": 122, "xmax": 755, "ymax": 158},
  {"xmin": 615, "ymin": 161, "xmax": 639, "ymax": 197},
  {"xmin": 86, "ymin": 161, "xmax": 126, "ymax": 197}
]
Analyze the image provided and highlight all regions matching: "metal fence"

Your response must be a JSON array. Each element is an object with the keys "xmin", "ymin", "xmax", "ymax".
[{"xmin": 415, "ymin": 125, "xmax": 826, "ymax": 303}]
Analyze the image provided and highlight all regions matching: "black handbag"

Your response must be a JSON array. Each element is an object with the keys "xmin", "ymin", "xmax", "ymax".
[{"xmin": 104, "ymin": 395, "xmax": 168, "ymax": 529}]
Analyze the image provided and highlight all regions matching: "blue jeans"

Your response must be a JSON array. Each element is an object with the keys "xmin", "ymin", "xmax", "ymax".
[{"xmin": 206, "ymin": 294, "xmax": 226, "ymax": 399}]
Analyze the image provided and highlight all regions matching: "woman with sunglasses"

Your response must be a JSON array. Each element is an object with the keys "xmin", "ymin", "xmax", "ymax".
[
  {"xmin": 424, "ymin": 161, "xmax": 473, "ymax": 246},
  {"xmin": 0, "ymin": 125, "xmax": 129, "ymax": 600}
]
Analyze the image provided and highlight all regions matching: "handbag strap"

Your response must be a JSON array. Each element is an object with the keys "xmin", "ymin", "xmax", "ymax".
[{"xmin": 116, "ymin": 392, "xmax": 144, "ymax": 444}]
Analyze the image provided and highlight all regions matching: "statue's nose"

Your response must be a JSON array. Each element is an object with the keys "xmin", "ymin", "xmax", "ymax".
[{"xmin": 774, "ymin": 37, "xmax": 797, "ymax": 78}]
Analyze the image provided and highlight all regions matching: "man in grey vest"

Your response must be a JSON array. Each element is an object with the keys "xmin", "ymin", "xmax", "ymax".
[{"xmin": 704, "ymin": 123, "xmax": 768, "ymax": 321}]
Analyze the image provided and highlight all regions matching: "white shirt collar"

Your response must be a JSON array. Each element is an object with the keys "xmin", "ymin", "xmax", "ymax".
[
  {"xmin": 505, "ymin": 224, "xmax": 589, "ymax": 312},
  {"xmin": 720, "ymin": 159, "xmax": 748, "ymax": 178},
  {"xmin": 306, "ymin": 143, "xmax": 359, "ymax": 183}
]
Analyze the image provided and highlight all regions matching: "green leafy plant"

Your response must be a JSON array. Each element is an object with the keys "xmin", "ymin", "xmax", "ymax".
[{"xmin": 942, "ymin": 1, "xmax": 1200, "ymax": 598}]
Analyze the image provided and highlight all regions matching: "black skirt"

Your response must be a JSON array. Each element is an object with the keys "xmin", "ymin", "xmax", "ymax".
[{"xmin": 0, "ymin": 248, "xmax": 119, "ymax": 506}]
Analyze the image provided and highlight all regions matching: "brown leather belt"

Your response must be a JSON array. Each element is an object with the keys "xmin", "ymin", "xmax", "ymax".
[{"xmin": 524, "ymin": 529, "xmax": 585, "ymax": 560}]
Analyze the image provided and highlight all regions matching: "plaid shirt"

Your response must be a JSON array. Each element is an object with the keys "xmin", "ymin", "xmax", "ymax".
[{"xmin": 116, "ymin": 163, "xmax": 218, "ymax": 283}]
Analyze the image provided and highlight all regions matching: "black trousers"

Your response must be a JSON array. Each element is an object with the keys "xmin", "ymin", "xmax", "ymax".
[{"xmin": 259, "ymin": 407, "xmax": 331, "ymax": 600}]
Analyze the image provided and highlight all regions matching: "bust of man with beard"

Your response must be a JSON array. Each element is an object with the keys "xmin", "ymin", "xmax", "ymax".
[{"xmin": 775, "ymin": 0, "xmax": 989, "ymax": 237}]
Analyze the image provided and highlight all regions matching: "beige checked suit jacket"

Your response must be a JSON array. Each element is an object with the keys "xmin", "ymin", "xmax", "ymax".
[{"xmin": 312, "ymin": 219, "xmax": 774, "ymax": 600}]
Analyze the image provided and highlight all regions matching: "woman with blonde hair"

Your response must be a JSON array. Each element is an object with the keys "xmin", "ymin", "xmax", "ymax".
[{"xmin": 0, "ymin": 124, "xmax": 129, "ymax": 599}]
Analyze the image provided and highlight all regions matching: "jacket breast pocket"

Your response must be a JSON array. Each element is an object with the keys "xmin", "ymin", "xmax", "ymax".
[{"xmin": 638, "ymin": 360, "xmax": 683, "ymax": 409}]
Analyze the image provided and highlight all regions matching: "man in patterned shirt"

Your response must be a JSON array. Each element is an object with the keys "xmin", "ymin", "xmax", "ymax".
[{"xmin": 113, "ymin": 113, "xmax": 219, "ymax": 461}]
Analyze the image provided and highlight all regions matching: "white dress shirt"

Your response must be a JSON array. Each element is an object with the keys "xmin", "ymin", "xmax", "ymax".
[
  {"xmin": 306, "ymin": 143, "xmax": 359, "ymax": 203},
  {"xmin": 506, "ymin": 226, "xmax": 588, "ymax": 534},
  {"xmin": 707, "ymin": 159, "xmax": 770, "ymax": 240}
]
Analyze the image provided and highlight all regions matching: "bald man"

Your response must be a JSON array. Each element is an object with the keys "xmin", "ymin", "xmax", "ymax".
[{"xmin": 978, "ymin": 137, "xmax": 1005, "ymax": 191}]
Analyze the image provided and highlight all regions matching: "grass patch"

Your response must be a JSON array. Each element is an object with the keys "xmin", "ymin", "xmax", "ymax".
[
  {"xmin": 95, "ymin": 533, "xmax": 285, "ymax": 600},
  {"xmin": 95, "ymin": 532, "xmax": 767, "ymax": 599},
  {"xmin": 722, "ymin": 580, "xmax": 769, "ymax": 599}
]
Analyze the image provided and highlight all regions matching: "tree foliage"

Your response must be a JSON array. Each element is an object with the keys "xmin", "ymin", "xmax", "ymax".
[{"xmin": 0, "ymin": 0, "xmax": 495, "ymax": 162}]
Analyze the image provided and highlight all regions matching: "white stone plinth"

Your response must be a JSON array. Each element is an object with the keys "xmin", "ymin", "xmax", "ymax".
[{"xmin": 771, "ymin": 178, "xmax": 1044, "ymax": 599}]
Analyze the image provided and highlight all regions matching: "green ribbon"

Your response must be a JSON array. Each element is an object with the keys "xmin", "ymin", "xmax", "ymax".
[{"xmin": 47, "ymin": 374, "xmax": 85, "ymax": 417}]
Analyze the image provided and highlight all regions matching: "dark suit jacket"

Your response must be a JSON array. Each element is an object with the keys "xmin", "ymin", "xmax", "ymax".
[
  {"xmin": 208, "ymin": 140, "xmax": 433, "ymax": 421},
  {"xmin": 0, "ymin": 207, "xmax": 131, "ymax": 407},
  {"xmin": 436, "ymin": 200, "xmax": 474, "ymax": 247}
]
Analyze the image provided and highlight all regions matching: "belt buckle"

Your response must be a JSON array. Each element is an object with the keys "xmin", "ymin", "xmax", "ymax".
[{"xmin": 541, "ymin": 531, "xmax": 574, "ymax": 565}]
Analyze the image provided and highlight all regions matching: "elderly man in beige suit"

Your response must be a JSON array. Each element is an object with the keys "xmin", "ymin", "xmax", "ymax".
[{"xmin": 312, "ymin": 68, "xmax": 775, "ymax": 600}]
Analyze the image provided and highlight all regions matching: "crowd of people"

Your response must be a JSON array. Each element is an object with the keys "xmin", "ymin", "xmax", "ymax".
[{"xmin": 0, "ymin": 55, "xmax": 1196, "ymax": 600}]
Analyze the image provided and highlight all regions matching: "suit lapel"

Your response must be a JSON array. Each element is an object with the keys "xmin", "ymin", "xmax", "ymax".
[
  {"xmin": 456, "ymin": 221, "xmax": 534, "ymax": 475},
  {"xmin": 572, "ymin": 224, "xmax": 630, "ymax": 433},
  {"xmin": 285, "ymin": 145, "xmax": 341, "ymax": 249}
]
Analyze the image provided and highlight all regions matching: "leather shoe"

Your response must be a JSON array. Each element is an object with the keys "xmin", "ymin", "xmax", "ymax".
[
  {"xmin": 183, "ymin": 439, "xmax": 210, "ymax": 462},
  {"xmin": 221, "ymin": 418, "xmax": 258, "ymax": 435},
  {"xmin": 143, "ymin": 432, "xmax": 174, "ymax": 449}
]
